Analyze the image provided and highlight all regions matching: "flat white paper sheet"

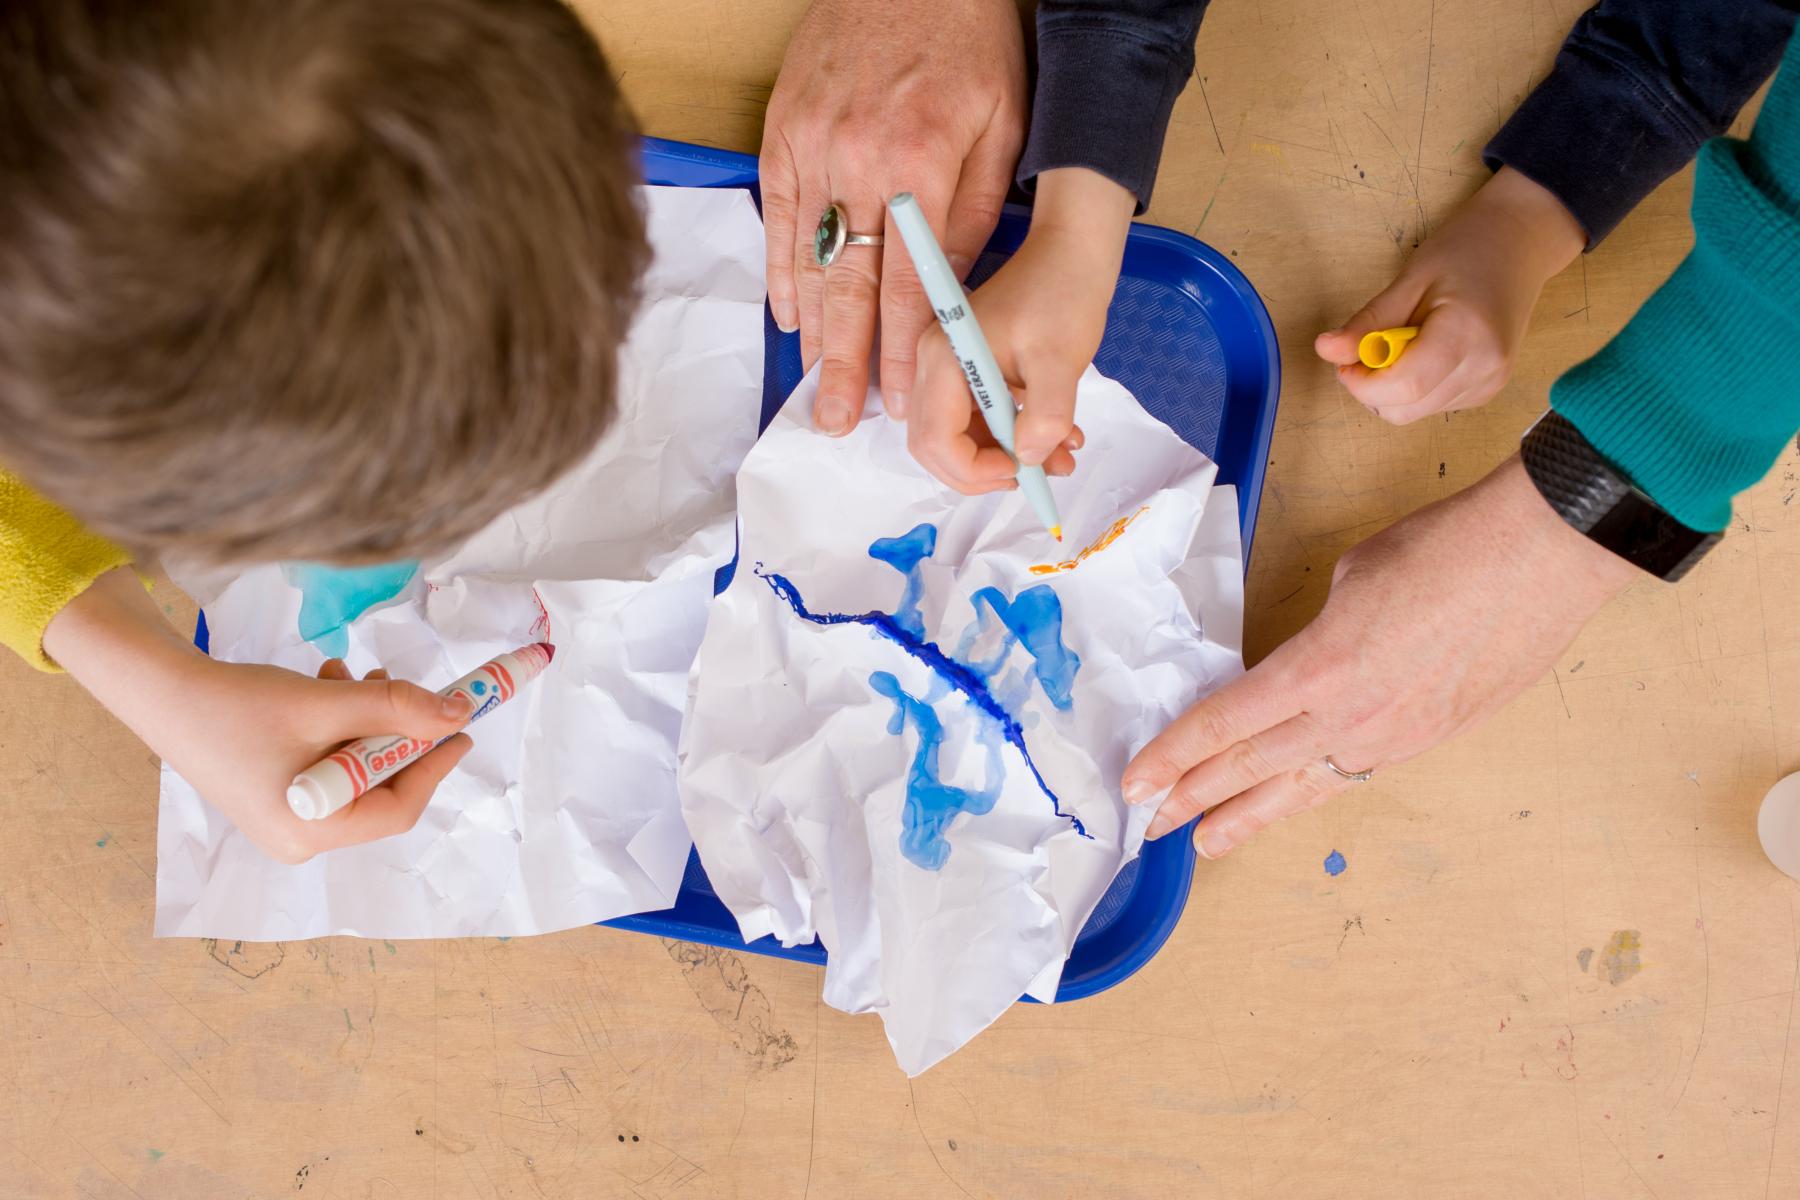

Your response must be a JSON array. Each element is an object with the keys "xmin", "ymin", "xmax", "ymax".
[
  {"xmin": 679, "ymin": 367, "xmax": 1246, "ymax": 1075},
  {"xmin": 155, "ymin": 185, "xmax": 766, "ymax": 939}
]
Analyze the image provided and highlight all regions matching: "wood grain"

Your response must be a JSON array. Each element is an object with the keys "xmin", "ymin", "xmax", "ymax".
[{"xmin": 2, "ymin": 1, "xmax": 1796, "ymax": 1195}]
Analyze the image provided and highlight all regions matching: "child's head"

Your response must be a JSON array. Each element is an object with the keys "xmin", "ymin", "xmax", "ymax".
[{"xmin": 0, "ymin": 0, "xmax": 647, "ymax": 563}]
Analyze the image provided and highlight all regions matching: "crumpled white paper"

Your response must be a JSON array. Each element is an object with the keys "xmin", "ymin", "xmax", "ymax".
[
  {"xmin": 155, "ymin": 185, "xmax": 766, "ymax": 939},
  {"xmin": 679, "ymin": 366, "xmax": 1245, "ymax": 1075}
]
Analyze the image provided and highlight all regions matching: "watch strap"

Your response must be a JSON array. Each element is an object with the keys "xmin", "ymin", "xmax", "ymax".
[{"xmin": 1521, "ymin": 410, "xmax": 1720, "ymax": 581}]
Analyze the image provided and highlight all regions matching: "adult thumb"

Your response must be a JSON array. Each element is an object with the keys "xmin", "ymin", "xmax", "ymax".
[{"xmin": 1314, "ymin": 277, "xmax": 1426, "ymax": 366}]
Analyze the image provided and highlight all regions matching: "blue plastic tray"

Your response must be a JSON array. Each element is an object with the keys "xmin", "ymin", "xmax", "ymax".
[
  {"xmin": 197, "ymin": 137, "xmax": 1278, "ymax": 1002},
  {"xmin": 601, "ymin": 137, "xmax": 1281, "ymax": 1002}
]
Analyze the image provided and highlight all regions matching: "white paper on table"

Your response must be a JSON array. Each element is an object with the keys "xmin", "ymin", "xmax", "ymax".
[
  {"xmin": 155, "ymin": 185, "xmax": 766, "ymax": 939},
  {"xmin": 678, "ymin": 366, "xmax": 1246, "ymax": 1075}
]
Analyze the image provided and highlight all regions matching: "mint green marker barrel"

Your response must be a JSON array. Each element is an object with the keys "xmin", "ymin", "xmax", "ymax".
[{"xmin": 887, "ymin": 193, "xmax": 1064, "ymax": 542}]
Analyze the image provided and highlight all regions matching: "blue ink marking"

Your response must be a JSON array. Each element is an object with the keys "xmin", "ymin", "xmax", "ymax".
[
  {"xmin": 1324, "ymin": 849, "xmax": 1347, "ymax": 877},
  {"xmin": 871, "ymin": 671, "xmax": 1004, "ymax": 868},
  {"xmin": 283, "ymin": 561, "xmax": 419, "ymax": 658},
  {"xmin": 753, "ymin": 523, "xmax": 1091, "ymax": 853},
  {"xmin": 969, "ymin": 586, "xmax": 1080, "ymax": 710},
  {"xmin": 867, "ymin": 523, "xmax": 936, "ymax": 640},
  {"xmin": 95, "ymin": 833, "xmax": 109, "ymax": 848}
]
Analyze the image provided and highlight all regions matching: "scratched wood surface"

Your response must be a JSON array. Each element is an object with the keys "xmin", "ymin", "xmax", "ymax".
[{"xmin": 3, "ymin": 1, "xmax": 1797, "ymax": 1196}]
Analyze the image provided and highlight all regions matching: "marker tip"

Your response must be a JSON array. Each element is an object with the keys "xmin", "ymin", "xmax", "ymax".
[{"xmin": 1050, "ymin": 526, "xmax": 1063, "ymax": 543}]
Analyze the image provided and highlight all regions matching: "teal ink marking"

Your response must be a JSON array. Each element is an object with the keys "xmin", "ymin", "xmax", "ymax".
[
  {"xmin": 752, "ymin": 523, "xmax": 1090, "ymax": 852},
  {"xmin": 146, "ymin": 1149, "xmax": 165, "ymax": 1163},
  {"xmin": 871, "ymin": 671, "xmax": 1003, "ymax": 868},
  {"xmin": 1324, "ymin": 849, "xmax": 1347, "ymax": 877},
  {"xmin": 383, "ymin": 940, "xmax": 397, "ymax": 955},
  {"xmin": 95, "ymin": 833, "xmax": 109, "ymax": 848},
  {"xmin": 342, "ymin": 1007, "xmax": 354, "ymax": 1033},
  {"xmin": 283, "ymin": 560, "xmax": 420, "ymax": 658},
  {"xmin": 867, "ymin": 524, "xmax": 936, "ymax": 640}
]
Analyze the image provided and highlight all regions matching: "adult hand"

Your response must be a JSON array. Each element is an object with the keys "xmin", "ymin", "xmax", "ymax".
[
  {"xmin": 909, "ymin": 167, "xmax": 1133, "ymax": 493},
  {"xmin": 1121, "ymin": 456, "xmax": 1641, "ymax": 857},
  {"xmin": 1314, "ymin": 167, "xmax": 1587, "ymax": 424},
  {"xmin": 45, "ymin": 569, "xmax": 472, "ymax": 865},
  {"xmin": 761, "ymin": 0, "xmax": 1026, "ymax": 436}
]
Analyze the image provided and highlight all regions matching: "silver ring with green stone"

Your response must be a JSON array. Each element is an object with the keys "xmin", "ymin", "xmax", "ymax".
[{"xmin": 812, "ymin": 202, "xmax": 883, "ymax": 268}]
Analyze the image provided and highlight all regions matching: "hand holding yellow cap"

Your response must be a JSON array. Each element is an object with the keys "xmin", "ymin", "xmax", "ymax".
[{"xmin": 1357, "ymin": 326, "xmax": 1419, "ymax": 370}]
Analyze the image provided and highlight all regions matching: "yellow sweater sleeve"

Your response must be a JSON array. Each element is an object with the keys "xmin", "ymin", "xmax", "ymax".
[{"xmin": 0, "ymin": 471, "xmax": 132, "ymax": 671}]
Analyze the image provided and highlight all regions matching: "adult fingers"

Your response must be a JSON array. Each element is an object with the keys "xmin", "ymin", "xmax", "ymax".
[
  {"xmin": 307, "ymin": 675, "xmax": 471, "ymax": 744},
  {"xmin": 1143, "ymin": 714, "xmax": 1322, "ymax": 839},
  {"xmin": 1122, "ymin": 653, "xmax": 1304, "ymax": 803},
  {"xmin": 908, "ymin": 328, "xmax": 1018, "ymax": 494},
  {"xmin": 1190, "ymin": 759, "xmax": 1350, "ymax": 859},
  {"xmin": 793, "ymin": 174, "xmax": 831, "ymax": 371},
  {"xmin": 1313, "ymin": 276, "xmax": 1426, "ymax": 366},
  {"xmin": 314, "ymin": 734, "xmax": 473, "ymax": 851},
  {"xmin": 813, "ymin": 195, "xmax": 885, "ymax": 437},
  {"xmin": 759, "ymin": 130, "xmax": 802, "ymax": 333},
  {"xmin": 878, "ymin": 181, "xmax": 953, "ymax": 421},
  {"xmin": 941, "ymin": 118, "xmax": 1018, "ymax": 281}
]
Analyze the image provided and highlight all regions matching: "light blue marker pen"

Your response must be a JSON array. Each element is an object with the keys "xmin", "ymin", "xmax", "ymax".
[{"xmin": 887, "ymin": 193, "xmax": 1063, "ymax": 542}]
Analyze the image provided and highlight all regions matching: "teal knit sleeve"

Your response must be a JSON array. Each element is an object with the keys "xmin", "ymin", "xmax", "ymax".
[{"xmin": 1550, "ymin": 34, "xmax": 1800, "ymax": 533}]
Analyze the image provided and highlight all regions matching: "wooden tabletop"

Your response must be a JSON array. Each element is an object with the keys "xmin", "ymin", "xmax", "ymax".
[{"xmin": 4, "ymin": 2, "xmax": 1796, "ymax": 1196}]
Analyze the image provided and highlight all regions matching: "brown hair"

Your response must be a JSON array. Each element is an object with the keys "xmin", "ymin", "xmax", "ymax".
[{"xmin": 0, "ymin": 0, "xmax": 647, "ymax": 563}]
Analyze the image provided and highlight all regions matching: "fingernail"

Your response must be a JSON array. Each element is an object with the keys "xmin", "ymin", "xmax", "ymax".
[
  {"xmin": 887, "ymin": 390, "xmax": 909, "ymax": 419},
  {"xmin": 773, "ymin": 302, "xmax": 798, "ymax": 333},
  {"xmin": 1196, "ymin": 829, "xmax": 1232, "ymax": 859},
  {"xmin": 1145, "ymin": 812, "xmax": 1172, "ymax": 840},
  {"xmin": 1122, "ymin": 778, "xmax": 1157, "ymax": 805},
  {"xmin": 948, "ymin": 253, "xmax": 974, "ymax": 279},
  {"xmin": 442, "ymin": 694, "xmax": 473, "ymax": 719},
  {"xmin": 817, "ymin": 401, "xmax": 852, "ymax": 436},
  {"xmin": 1017, "ymin": 445, "xmax": 1049, "ymax": 467}
]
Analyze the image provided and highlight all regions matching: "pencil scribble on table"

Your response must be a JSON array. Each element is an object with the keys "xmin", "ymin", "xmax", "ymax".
[{"xmin": 755, "ymin": 521, "xmax": 1088, "ymax": 869}]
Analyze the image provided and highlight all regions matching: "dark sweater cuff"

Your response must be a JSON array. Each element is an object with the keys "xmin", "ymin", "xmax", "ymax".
[
  {"xmin": 1484, "ymin": 43, "xmax": 1712, "ymax": 246},
  {"xmin": 1017, "ymin": 23, "xmax": 1193, "ymax": 214}
]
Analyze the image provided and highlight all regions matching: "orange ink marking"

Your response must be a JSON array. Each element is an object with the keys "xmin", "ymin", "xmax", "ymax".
[{"xmin": 1027, "ymin": 506, "xmax": 1150, "ymax": 576}]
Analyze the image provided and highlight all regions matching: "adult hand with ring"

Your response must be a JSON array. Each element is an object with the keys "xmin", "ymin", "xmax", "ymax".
[
  {"xmin": 1119, "ymin": 456, "xmax": 1641, "ymax": 859},
  {"xmin": 760, "ymin": 0, "xmax": 1027, "ymax": 437}
]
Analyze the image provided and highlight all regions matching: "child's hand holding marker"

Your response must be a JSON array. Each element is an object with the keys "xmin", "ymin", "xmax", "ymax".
[
  {"xmin": 905, "ymin": 167, "xmax": 1135, "ymax": 498},
  {"xmin": 43, "ymin": 569, "xmax": 477, "ymax": 865},
  {"xmin": 1314, "ymin": 167, "xmax": 1587, "ymax": 424}
]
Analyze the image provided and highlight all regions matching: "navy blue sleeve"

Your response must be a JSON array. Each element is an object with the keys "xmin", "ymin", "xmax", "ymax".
[
  {"xmin": 1484, "ymin": 0, "xmax": 1799, "ymax": 246},
  {"xmin": 1016, "ymin": 1, "xmax": 1210, "ymax": 214}
]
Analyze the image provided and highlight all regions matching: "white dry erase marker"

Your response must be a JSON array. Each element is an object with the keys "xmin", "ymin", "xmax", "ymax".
[
  {"xmin": 887, "ymin": 193, "xmax": 1064, "ymax": 542},
  {"xmin": 286, "ymin": 641, "xmax": 555, "ymax": 821}
]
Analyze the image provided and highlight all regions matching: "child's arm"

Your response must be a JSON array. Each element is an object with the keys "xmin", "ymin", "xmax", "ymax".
[
  {"xmin": 1318, "ymin": 0, "xmax": 1799, "ymax": 423},
  {"xmin": 909, "ymin": 0, "xmax": 1208, "ymax": 491},
  {"xmin": 43, "ymin": 567, "xmax": 472, "ymax": 864}
]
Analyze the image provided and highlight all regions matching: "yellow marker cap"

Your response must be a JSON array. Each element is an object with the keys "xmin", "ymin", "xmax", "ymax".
[{"xmin": 1357, "ymin": 326, "xmax": 1420, "ymax": 370}]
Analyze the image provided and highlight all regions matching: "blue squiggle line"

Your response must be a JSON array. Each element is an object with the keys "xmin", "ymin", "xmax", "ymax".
[{"xmin": 754, "ymin": 565, "xmax": 1089, "ymax": 839}]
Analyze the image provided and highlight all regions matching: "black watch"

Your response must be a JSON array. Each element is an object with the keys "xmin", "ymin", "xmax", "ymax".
[{"xmin": 1520, "ymin": 410, "xmax": 1720, "ymax": 581}]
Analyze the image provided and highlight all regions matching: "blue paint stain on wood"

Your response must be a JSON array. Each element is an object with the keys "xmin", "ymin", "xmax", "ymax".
[{"xmin": 1324, "ymin": 849, "xmax": 1347, "ymax": 876}]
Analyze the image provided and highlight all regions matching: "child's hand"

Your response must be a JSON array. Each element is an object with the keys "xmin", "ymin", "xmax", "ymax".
[
  {"xmin": 44, "ymin": 568, "xmax": 472, "ymax": 864},
  {"xmin": 1314, "ymin": 167, "xmax": 1587, "ymax": 424},
  {"xmin": 164, "ymin": 656, "xmax": 473, "ymax": 864},
  {"xmin": 908, "ymin": 168, "xmax": 1134, "ymax": 493}
]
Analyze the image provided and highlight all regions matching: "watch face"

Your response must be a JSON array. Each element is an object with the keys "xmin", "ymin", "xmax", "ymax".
[{"xmin": 1588, "ymin": 496, "xmax": 1718, "ymax": 579}]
